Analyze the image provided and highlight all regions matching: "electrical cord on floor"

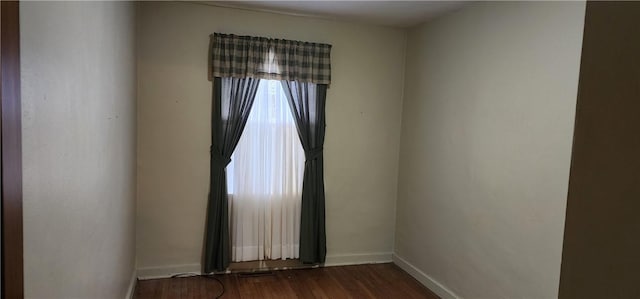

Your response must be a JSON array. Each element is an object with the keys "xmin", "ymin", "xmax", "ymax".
[
  {"xmin": 171, "ymin": 272, "xmax": 225, "ymax": 299},
  {"xmin": 202, "ymin": 274, "xmax": 225, "ymax": 299}
]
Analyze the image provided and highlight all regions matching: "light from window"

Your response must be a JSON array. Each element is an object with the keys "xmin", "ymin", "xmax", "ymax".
[{"xmin": 227, "ymin": 80, "xmax": 304, "ymax": 261}]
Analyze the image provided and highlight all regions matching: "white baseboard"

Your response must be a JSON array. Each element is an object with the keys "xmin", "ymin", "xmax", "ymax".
[
  {"xmin": 125, "ymin": 269, "xmax": 138, "ymax": 299},
  {"xmin": 137, "ymin": 263, "xmax": 202, "ymax": 280},
  {"xmin": 136, "ymin": 252, "xmax": 393, "ymax": 280},
  {"xmin": 323, "ymin": 252, "xmax": 393, "ymax": 267},
  {"xmin": 392, "ymin": 254, "xmax": 460, "ymax": 299}
]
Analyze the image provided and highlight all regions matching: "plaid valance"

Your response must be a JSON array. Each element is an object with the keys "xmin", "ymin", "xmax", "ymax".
[{"xmin": 210, "ymin": 33, "xmax": 332, "ymax": 85}]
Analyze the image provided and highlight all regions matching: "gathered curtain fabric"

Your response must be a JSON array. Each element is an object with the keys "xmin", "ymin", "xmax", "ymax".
[
  {"xmin": 281, "ymin": 81, "xmax": 328, "ymax": 264},
  {"xmin": 204, "ymin": 33, "xmax": 331, "ymax": 273},
  {"xmin": 204, "ymin": 77, "xmax": 260, "ymax": 273}
]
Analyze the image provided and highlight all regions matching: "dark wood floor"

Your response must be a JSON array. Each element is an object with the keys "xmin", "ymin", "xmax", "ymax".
[{"xmin": 135, "ymin": 263, "xmax": 439, "ymax": 299}]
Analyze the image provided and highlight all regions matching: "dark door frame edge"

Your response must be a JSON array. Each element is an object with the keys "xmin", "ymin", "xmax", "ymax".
[{"xmin": 1, "ymin": 1, "xmax": 24, "ymax": 298}]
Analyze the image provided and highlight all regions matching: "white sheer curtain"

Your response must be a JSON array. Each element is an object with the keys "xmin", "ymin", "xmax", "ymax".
[{"xmin": 227, "ymin": 80, "xmax": 305, "ymax": 262}]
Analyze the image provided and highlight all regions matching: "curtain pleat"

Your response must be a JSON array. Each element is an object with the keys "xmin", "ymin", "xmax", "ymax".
[
  {"xmin": 280, "ymin": 80, "xmax": 328, "ymax": 264},
  {"xmin": 204, "ymin": 77, "xmax": 260, "ymax": 273}
]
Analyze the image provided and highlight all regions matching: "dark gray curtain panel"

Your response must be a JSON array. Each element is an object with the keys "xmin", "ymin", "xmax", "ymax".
[
  {"xmin": 204, "ymin": 77, "xmax": 260, "ymax": 273},
  {"xmin": 281, "ymin": 80, "xmax": 328, "ymax": 264}
]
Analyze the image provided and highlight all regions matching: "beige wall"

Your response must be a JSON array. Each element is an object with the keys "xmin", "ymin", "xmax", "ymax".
[
  {"xmin": 21, "ymin": 2, "xmax": 137, "ymax": 298},
  {"xmin": 394, "ymin": 2, "xmax": 585, "ymax": 298},
  {"xmin": 136, "ymin": 2, "xmax": 406, "ymax": 274}
]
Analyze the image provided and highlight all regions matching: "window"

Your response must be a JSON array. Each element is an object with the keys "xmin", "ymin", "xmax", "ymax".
[{"xmin": 226, "ymin": 80, "xmax": 305, "ymax": 261}]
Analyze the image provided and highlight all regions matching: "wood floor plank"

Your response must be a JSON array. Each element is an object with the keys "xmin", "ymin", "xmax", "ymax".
[
  {"xmin": 327, "ymin": 266, "xmax": 372, "ymax": 299},
  {"xmin": 135, "ymin": 263, "xmax": 439, "ymax": 299},
  {"xmin": 281, "ymin": 269, "xmax": 317, "ymax": 298}
]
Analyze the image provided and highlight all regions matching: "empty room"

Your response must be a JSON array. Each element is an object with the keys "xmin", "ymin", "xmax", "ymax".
[{"xmin": 1, "ymin": 0, "xmax": 638, "ymax": 298}]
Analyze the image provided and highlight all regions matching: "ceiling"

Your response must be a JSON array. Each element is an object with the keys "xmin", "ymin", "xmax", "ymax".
[{"xmin": 205, "ymin": 1, "xmax": 467, "ymax": 28}]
